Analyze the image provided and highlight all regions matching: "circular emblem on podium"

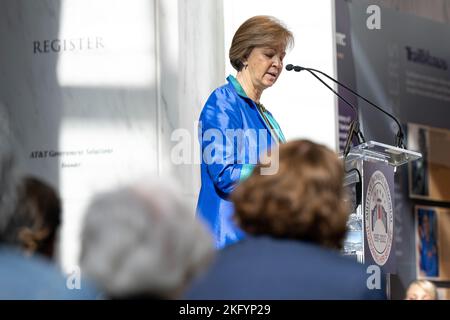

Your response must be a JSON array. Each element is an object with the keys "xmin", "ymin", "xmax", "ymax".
[{"xmin": 365, "ymin": 170, "xmax": 393, "ymax": 266}]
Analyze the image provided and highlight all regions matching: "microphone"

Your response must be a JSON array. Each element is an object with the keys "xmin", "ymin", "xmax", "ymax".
[
  {"xmin": 286, "ymin": 64, "xmax": 304, "ymax": 72},
  {"xmin": 285, "ymin": 64, "xmax": 365, "ymax": 157},
  {"xmin": 285, "ymin": 64, "xmax": 405, "ymax": 149}
]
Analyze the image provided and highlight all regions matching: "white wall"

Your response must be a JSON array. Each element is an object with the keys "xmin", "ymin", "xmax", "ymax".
[
  {"xmin": 0, "ymin": 0, "xmax": 225, "ymax": 272},
  {"xmin": 223, "ymin": 0, "xmax": 339, "ymax": 150},
  {"xmin": 173, "ymin": 0, "xmax": 225, "ymax": 210}
]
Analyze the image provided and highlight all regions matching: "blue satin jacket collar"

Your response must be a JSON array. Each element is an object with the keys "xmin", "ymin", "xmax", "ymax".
[{"xmin": 227, "ymin": 75, "xmax": 286, "ymax": 144}]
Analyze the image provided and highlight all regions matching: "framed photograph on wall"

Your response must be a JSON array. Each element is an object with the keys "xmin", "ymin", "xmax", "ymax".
[
  {"xmin": 415, "ymin": 206, "xmax": 439, "ymax": 278},
  {"xmin": 415, "ymin": 206, "xmax": 450, "ymax": 281},
  {"xmin": 408, "ymin": 124, "xmax": 429, "ymax": 197},
  {"xmin": 408, "ymin": 123, "xmax": 450, "ymax": 202}
]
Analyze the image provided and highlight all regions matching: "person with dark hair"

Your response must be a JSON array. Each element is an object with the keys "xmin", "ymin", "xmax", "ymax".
[
  {"xmin": 186, "ymin": 140, "xmax": 385, "ymax": 299},
  {"xmin": 2, "ymin": 176, "xmax": 61, "ymax": 259},
  {"xmin": 197, "ymin": 15, "xmax": 294, "ymax": 249},
  {"xmin": 0, "ymin": 113, "xmax": 97, "ymax": 299}
]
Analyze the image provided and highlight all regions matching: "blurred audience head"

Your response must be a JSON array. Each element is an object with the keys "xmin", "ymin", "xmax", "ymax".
[
  {"xmin": 1, "ymin": 176, "xmax": 61, "ymax": 259},
  {"xmin": 232, "ymin": 139, "xmax": 348, "ymax": 249},
  {"xmin": 0, "ymin": 108, "xmax": 99, "ymax": 299},
  {"xmin": 0, "ymin": 113, "xmax": 20, "ymax": 239},
  {"xmin": 80, "ymin": 178, "xmax": 215, "ymax": 299},
  {"xmin": 405, "ymin": 279, "xmax": 438, "ymax": 300}
]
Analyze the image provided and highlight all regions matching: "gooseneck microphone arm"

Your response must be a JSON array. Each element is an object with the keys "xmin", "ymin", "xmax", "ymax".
[
  {"xmin": 285, "ymin": 64, "xmax": 366, "ymax": 157},
  {"xmin": 285, "ymin": 64, "xmax": 405, "ymax": 149},
  {"xmin": 286, "ymin": 65, "xmax": 358, "ymax": 117}
]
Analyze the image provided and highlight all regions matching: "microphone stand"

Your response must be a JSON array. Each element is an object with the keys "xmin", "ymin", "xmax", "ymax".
[
  {"xmin": 285, "ymin": 64, "xmax": 366, "ymax": 157},
  {"xmin": 343, "ymin": 119, "xmax": 366, "ymax": 158},
  {"xmin": 286, "ymin": 64, "xmax": 405, "ymax": 149}
]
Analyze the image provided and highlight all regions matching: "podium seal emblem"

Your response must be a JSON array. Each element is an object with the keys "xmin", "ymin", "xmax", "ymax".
[{"xmin": 365, "ymin": 170, "xmax": 393, "ymax": 266}]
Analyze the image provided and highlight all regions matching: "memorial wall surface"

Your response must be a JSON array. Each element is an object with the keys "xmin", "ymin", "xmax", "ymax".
[{"xmin": 0, "ymin": 0, "xmax": 224, "ymax": 270}]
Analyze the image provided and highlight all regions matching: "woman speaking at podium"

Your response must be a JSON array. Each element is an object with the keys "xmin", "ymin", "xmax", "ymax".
[{"xmin": 196, "ymin": 16, "xmax": 294, "ymax": 248}]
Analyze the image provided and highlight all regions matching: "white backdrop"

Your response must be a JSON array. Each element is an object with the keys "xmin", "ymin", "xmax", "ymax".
[{"xmin": 224, "ymin": 0, "xmax": 339, "ymax": 150}]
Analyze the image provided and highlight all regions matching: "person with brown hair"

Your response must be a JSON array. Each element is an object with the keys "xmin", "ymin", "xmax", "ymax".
[
  {"xmin": 186, "ymin": 140, "xmax": 385, "ymax": 299},
  {"xmin": 2, "ymin": 176, "xmax": 61, "ymax": 259},
  {"xmin": 197, "ymin": 15, "xmax": 294, "ymax": 249}
]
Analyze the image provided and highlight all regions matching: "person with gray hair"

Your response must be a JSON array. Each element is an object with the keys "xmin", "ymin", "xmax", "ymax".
[
  {"xmin": 80, "ymin": 179, "xmax": 215, "ymax": 300},
  {"xmin": 0, "ymin": 108, "xmax": 19, "ymax": 236}
]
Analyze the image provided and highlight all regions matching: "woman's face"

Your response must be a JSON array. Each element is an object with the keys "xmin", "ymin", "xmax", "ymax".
[{"xmin": 245, "ymin": 46, "xmax": 286, "ymax": 91}]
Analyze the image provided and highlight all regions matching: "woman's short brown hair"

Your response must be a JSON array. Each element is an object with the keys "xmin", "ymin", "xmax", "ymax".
[
  {"xmin": 229, "ymin": 15, "xmax": 294, "ymax": 71},
  {"xmin": 231, "ymin": 140, "xmax": 349, "ymax": 249}
]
